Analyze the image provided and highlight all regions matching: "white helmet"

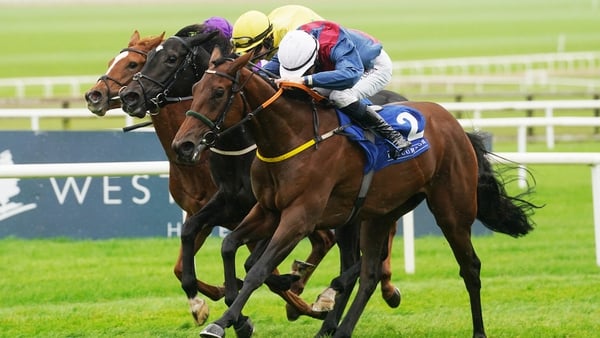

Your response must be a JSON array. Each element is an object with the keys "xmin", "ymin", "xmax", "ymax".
[{"xmin": 278, "ymin": 30, "xmax": 319, "ymax": 79}]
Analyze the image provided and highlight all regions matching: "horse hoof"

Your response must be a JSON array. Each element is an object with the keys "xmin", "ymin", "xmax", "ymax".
[
  {"xmin": 285, "ymin": 303, "xmax": 301, "ymax": 321},
  {"xmin": 384, "ymin": 287, "xmax": 401, "ymax": 308},
  {"xmin": 200, "ymin": 323, "xmax": 225, "ymax": 338},
  {"xmin": 189, "ymin": 298, "xmax": 209, "ymax": 325},
  {"xmin": 291, "ymin": 259, "xmax": 316, "ymax": 277},
  {"xmin": 234, "ymin": 316, "xmax": 254, "ymax": 338},
  {"xmin": 312, "ymin": 287, "xmax": 336, "ymax": 312}
]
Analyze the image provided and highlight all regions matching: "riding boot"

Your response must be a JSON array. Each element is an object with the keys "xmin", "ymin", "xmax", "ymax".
[{"xmin": 341, "ymin": 101, "xmax": 411, "ymax": 153}]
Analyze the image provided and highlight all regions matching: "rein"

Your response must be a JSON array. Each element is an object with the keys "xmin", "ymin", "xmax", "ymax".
[{"xmin": 185, "ymin": 67, "xmax": 345, "ymax": 163}]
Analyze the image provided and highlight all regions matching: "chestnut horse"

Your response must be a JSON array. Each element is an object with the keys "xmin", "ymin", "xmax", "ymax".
[
  {"xmin": 85, "ymin": 30, "xmax": 164, "ymax": 116},
  {"xmin": 85, "ymin": 29, "xmax": 225, "ymax": 324},
  {"xmin": 116, "ymin": 26, "xmax": 412, "ymax": 330},
  {"xmin": 171, "ymin": 49, "xmax": 538, "ymax": 338},
  {"xmin": 114, "ymin": 26, "xmax": 343, "ymax": 326}
]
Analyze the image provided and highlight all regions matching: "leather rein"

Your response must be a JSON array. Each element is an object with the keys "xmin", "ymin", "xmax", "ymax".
[{"xmin": 185, "ymin": 68, "xmax": 345, "ymax": 163}]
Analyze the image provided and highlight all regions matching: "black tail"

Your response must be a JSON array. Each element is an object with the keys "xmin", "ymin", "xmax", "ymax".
[{"xmin": 467, "ymin": 132, "xmax": 540, "ymax": 237}]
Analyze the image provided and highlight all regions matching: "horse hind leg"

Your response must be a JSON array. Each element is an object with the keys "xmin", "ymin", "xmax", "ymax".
[
  {"xmin": 427, "ymin": 188, "xmax": 486, "ymax": 337},
  {"xmin": 379, "ymin": 224, "xmax": 401, "ymax": 308},
  {"xmin": 441, "ymin": 226, "xmax": 486, "ymax": 338},
  {"xmin": 290, "ymin": 229, "xmax": 336, "ymax": 294},
  {"xmin": 286, "ymin": 229, "xmax": 336, "ymax": 321},
  {"xmin": 332, "ymin": 219, "xmax": 394, "ymax": 338}
]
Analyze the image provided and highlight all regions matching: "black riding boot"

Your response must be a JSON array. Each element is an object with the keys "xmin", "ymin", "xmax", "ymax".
[{"xmin": 341, "ymin": 101, "xmax": 411, "ymax": 153}]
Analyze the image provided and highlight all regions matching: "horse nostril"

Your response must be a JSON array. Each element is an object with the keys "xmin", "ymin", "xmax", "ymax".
[
  {"xmin": 85, "ymin": 90, "xmax": 103, "ymax": 104},
  {"xmin": 121, "ymin": 91, "xmax": 139, "ymax": 105},
  {"xmin": 178, "ymin": 141, "xmax": 196, "ymax": 157}
]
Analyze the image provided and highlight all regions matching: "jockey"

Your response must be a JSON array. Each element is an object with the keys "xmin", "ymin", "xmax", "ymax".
[
  {"xmin": 264, "ymin": 21, "xmax": 411, "ymax": 153},
  {"xmin": 231, "ymin": 5, "xmax": 323, "ymax": 60}
]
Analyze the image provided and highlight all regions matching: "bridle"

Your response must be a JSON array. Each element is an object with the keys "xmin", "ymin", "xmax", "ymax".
[
  {"xmin": 129, "ymin": 36, "xmax": 204, "ymax": 114},
  {"xmin": 185, "ymin": 61, "xmax": 343, "ymax": 163},
  {"xmin": 185, "ymin": 64, "xmax": 269, "ymax": 147},
  {"xmin": 96, "ymin": 47, "xmax": 148, "ymax": 102}
]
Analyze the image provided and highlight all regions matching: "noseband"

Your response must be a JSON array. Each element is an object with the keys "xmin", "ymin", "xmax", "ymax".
[{"xmin": 96, "ymin": 47, "xmax": 148, "ymax": 101}]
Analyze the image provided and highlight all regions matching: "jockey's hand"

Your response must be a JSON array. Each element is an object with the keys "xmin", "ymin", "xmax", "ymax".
[{"xmin": 275, "ymin": 77, "xmax": 303, "ymax": 87}]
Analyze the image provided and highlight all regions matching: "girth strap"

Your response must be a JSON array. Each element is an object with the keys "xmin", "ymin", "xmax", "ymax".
[{"xmin": 342, "ymin": 131, "xmax": 376, "ymax": 226}]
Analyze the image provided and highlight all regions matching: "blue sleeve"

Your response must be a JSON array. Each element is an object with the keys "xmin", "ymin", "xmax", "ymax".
[
  {"xmin": 310, "ymin": 37, "xmax": 364, "ymax": 89},
  {"xmin": 262, "ymin": 54, "xmax": 281, "ymax": 77}
]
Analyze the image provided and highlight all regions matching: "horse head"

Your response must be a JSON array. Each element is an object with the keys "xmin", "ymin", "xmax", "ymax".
[
  {"xmin": 84, "ymin": 30, "xmax": 164, "ymax": 116},
  {"xmin": 172, "ymin": 48, "xmax": 263, "ymax": 164},
  {"xmin": 119, "ymin": 24, "xmax": 231, "ymax": 118}
]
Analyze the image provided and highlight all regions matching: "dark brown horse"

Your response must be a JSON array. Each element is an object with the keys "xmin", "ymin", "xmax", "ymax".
[
  {"xmin": 171, "ymin": 49, "xmax": 538, "ymax": 338},
  {"xmin": 114, "ymin": 26, "xmax": 343, "ymax": 327}
]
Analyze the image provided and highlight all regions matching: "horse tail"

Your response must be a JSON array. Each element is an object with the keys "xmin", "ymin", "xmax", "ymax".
[{"xmin": 467, "ymin": 132, "xmax": 540, "ymax": 237}]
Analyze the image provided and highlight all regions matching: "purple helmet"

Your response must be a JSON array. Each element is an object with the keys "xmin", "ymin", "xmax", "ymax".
[{"xmin": 202, "ymin": 17, "xmax": 233, "ymax": 39}]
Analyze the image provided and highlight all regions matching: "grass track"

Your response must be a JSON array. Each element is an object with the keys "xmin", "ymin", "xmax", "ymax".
[
  {"xmin": 1, "ymin": 0, "xmax": 598, "ymax": 78},
  {"xmin": 1, "ymin": 159, "xmax": 600, "ymax": 337},
  {"xmin": 1, "ymin": 1, "xmax": 600, "ymax": 337}
]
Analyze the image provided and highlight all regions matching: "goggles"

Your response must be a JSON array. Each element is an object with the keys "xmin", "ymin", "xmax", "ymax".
[{"xmin": 231, "ymin": 24, "xmax": 273, "ymax": 49}]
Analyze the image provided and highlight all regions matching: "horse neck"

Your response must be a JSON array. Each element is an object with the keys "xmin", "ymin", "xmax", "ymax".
[
  {"xmin": 151, "ymin": 100, "xmax": 191, "ymax": 161},
  {"xmin": 244, "ymin": 85, "xmax": 337, "ymax": 157}
]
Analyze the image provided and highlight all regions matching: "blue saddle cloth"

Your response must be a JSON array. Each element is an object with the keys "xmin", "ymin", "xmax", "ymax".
[{"xmin": 337, "ymin": 104, "xmax": 429, "ymax": 172}]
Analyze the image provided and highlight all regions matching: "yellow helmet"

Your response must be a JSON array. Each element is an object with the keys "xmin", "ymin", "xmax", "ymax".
[{"xmin": 231, "ymin": 10, "xmax": 273, "ymax": 54}]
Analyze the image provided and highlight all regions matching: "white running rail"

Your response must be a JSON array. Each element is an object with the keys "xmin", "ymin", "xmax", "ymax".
[{"xmin": 1, "ymin": 153, "xmax": 599, "ymax": 271}]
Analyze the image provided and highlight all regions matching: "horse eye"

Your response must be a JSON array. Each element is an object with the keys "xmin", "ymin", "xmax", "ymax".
[
  {"xmin": 127, "ymin": 62, "xmax": 138, "ymax": 69},
  {"xmin": 214, "ymin": 88, "xmax": 225, "ymax": 98},
  {"xmin": 167, "ymin": 55, "xmax": 177, "ymax": 64}
]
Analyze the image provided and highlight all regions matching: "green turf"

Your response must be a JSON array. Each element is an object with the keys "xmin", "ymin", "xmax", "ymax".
[
  {"xmin": 1, "ymin": 159, "xmax": 599, "ymax": 337},
  {"xmin": 0, "ymin": 1, "xmax": 599, "ymax": 336},
  {"xmin": 0, "ymin": 0, "xmax": 598, "ymax": 78}
]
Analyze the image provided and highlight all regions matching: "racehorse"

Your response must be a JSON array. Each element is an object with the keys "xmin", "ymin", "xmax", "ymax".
[
  {"xmin": 115, "ymin": 25, "xmax": 340, "ymax": 327},
  {"xmin": 85, "ymin": 30, "xmax": 164, "ymax": 116},
  {"xmin": 117, "ymin": 26, "xmax": 409, "ymax": 330},
  {"xmin": 84, "ymin": 28, "xmax": 226, "ymax": 324},
  {"xmin": 171, "ymin": 48, "xmax": 538, "ymax": 338}
]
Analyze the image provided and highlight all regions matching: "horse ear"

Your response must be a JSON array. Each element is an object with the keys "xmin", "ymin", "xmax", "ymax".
[
  {"xmin": 189, "ymin": 30, "xmax": 219, "ymax": 49},
  {"xmin": 236, "ymin": 50, "xmax": 254, "ymax": 68},
  {"xmin": 149, "ymin": 32, "xmax": 166, "ymax": 48},
  {"xmin": 130, "ymin": 30, "xmax": 140, "ymax": 45},
  {"xmin": 209, "ymin": 46, "xmax": 223, "ymax": 62}
]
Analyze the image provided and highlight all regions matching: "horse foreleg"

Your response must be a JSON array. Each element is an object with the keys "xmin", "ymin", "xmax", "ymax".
[
  {"xmin": 220, "ymin": 204, "xmax": 278, "ymax": 306},
  {"xmin": 202, "ymin": 204, "xmax": 317, "ymax": 338},
  {"xmin": 179, "ymin": 215, "xmax": 214, "ymax": 325}
]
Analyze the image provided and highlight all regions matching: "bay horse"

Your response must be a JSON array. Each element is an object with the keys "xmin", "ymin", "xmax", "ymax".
[
  {"xmin": 117, "ymin": 26, "xmax": 410, "ymax": 330},
  {"xmin": 171, "ymin": 48, "xmax": 538, "ymax": 338},
  {"xmin": 115, "ymin": 25, "xmax": 340, "ymax": 327}
]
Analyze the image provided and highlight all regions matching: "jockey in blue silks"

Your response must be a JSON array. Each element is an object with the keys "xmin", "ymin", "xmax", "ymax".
[{"xmin": 264, "ymin": 20, "xmax": 410, "ymax": 154}]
